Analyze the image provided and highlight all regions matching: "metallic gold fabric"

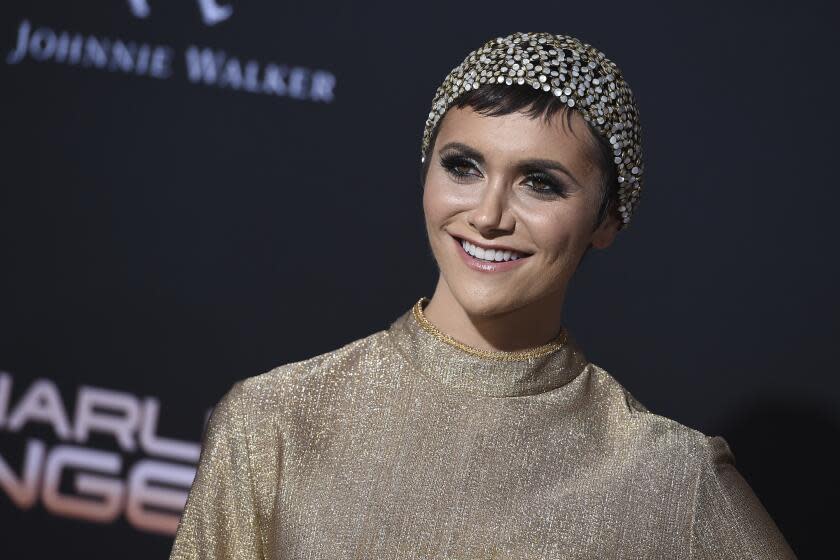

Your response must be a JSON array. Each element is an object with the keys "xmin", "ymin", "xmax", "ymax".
[{"xmin": 169, "ymin": 298, "xmax": 797, "ymax": 559}]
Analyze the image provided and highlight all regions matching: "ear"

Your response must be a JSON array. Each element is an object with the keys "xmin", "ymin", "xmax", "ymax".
[{"xmin": 590, "ymin": 211, "xmax": 621, "ymax": 250}]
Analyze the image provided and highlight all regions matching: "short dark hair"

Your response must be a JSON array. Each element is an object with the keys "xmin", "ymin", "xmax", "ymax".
[{"xmin": 420, "ymin": 83, "xmax": 618, "ymax": 232}]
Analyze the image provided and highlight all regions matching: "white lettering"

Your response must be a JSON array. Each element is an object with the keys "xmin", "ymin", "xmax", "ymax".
[
  {"xmin": 262, "ymin": 64, "xmax": 288, "ymax": 95},
  {"xmin": 7, "ymin": 379, "xmax": 72, "ymax": 439},
  {"xmin": 139, "ymin": 397, "xmax": 200, "ymax": 462},
  {"xmin": 82, "ymin": 36, "xmax": 109, "ymax": 68},
  {"xmin": 108, "ymin": 40, "xmax": 138, "ymax": 73},
  {"xmin": 197, "ymin": 0, "xmax": 233, "ymax": 26},
  {"xmin": 0, "ymin": 372, "xmax": 214, "ymax": 536},
  {"xmin": 127, "ymin": 0, "xmax": 233, "ymax": 27},
  {"xmin": 29, "ymin": 26, "xmax": 57, "ymax": 61},
  {"xmin": 6, "ymin": 19, "xmax": 30, "ymax": 65},
  {"xmin": 185, "ymin": 45, "xmax": 225, "ymax": 84},
  {"xmin": 219, "ymin": 56, "xmax": 243, "ymax": 89},
  {"xmin": 149, "ymin": 45, "xmax": 172, "ymax": 78},
  {"xmin": 74, "ymin": 386, "xmax": 141, "ymax": 452},
  {"xmin": 183, "ymin": 45, "xmax": 335, "ymax": 101},
  {"xmin": 0, "ymin": 438, "xmax": 46, "ymax": 508},
  {"xmin": 6, "ymin": 20, "xmax": 173, "ymax": 81},
  {"xmin": 42, "ymin": 445, "xmax": 124, "ymax": 523},
  {"xmin": 57, "ymin": 32, "xmax": 84, "ymax": 65},
  {"xmin": 243, "ymin": 60, "xmax": 260, "ymax": 92},
  {"xmin": 310, "ymin": 71, "xmax": 336, "ymax": 102},
  {"xmin": 7, "ymin": 21, "xmax": 336, "ymax": 103},
  {"xmin": 0, "ymin": 371, "xmax": 11, "ymax": 426},
  {"xmin": 126, "ymin": 460, "xmax": 195, "ymax": 535},
  {"xmin": 288, "ymin": 67, "xmax": 309, "ymax": 99},
  {"xmin": 127, "ymin": 0, "xmax": 151, "ymax": 19}
]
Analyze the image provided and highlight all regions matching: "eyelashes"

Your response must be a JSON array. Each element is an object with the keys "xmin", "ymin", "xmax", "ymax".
[
  {"xmin": 438, "ymin": 153, "xmax": 569, "ymax": 198},
  {"xmin": 439, "ymin": 154, "xmax": 479, "ymax": 180}
]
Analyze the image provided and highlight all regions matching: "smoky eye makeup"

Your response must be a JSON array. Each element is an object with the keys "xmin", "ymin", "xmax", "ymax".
[
  {"xmin": 439, "ymin": 152, "xmax": 479, "ymax": 179},
  {"xmin": 523, "ymin": 172, "xmax": 570, "ymax": 198},
  {"xmin": 438, "ymin": 150, "xmax": 570, "ymax": 198}
]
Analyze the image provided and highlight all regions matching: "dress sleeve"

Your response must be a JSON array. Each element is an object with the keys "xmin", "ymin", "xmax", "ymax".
[
  {"xmin": 690, "ymin": 435, "xmax": 797, "ymax": 559},
  {"xmin": 169, "ymin": 381, "xmax": 265, "ymax": 560}
]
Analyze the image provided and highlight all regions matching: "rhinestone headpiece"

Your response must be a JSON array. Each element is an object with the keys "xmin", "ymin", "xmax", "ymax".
[{"xmin": 421, "ymin": 32, "xmax": 644, "ymax": 228}]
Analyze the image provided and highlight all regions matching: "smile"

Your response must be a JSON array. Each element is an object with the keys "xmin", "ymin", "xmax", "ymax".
[
  {"xmin": 461, "ymin": 238, "xmax": 526, "ymax": 262},
  {"xmin": 451, "ymin": 234, "xmax": 532, "ymax": 272}
]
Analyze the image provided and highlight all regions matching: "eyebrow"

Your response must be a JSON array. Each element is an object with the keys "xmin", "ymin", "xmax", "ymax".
[{"xmin": 438, "ymin": 141, "xmax": 583, "ymax": 188}]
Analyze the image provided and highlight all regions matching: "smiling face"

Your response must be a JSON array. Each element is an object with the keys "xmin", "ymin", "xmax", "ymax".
[{"xmin": 422, "ymin": 105, "xmax": 620, "ymax": 319}]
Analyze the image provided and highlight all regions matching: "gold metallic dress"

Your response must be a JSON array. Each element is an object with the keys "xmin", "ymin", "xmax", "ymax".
[{"xmin": 169, "ymin": 297, "xmax": 797, "ymax": 559}]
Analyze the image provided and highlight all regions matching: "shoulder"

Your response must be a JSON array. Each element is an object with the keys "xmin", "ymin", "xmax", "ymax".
[
  {"xmin": 216, "ymin": 326, "xmax": 392, "ymax": 422},
  {"xmin": 586, "ymin": 363, "xmax": 726, "ymax": 464}
]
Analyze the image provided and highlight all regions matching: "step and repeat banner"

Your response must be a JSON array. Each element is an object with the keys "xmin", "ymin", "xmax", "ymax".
[{"xmin": 2, "ymin": 1, "xmax": 836, "ymax": 557}]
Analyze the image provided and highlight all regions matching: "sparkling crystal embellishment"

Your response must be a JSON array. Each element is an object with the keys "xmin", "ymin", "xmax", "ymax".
[{"xmin": 421, "ymin": 32, "xmax": 644, "ymax": 228}]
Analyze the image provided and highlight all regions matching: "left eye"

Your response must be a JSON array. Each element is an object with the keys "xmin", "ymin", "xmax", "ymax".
[
  {"xmin": 449, "ymin": 163, "xmax": 474, "ymax": 177},
  {"xmin": 524, "ymin": 175, "xmax": 567, "ymax": 197},
  {"xmin": 526, "ymin": 177, "xmax": 553, "ymax": 191}
]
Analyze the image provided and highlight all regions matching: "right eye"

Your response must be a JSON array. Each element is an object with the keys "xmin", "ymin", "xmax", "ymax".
[{"xmin": 440, "ymin": 155, "xmax": 480, "ymax": 180}]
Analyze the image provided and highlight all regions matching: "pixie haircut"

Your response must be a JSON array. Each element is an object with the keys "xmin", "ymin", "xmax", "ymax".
[{"xmin": 420, "ymin": 83, "xmax": 619, "ymax": 232}]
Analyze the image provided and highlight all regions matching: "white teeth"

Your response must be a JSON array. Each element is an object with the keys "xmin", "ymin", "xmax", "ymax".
[{"xmin": 461, "ymin": 239, "xmax": 525, "ymax": 262}]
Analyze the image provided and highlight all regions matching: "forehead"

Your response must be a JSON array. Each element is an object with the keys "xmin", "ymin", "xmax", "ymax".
[{"xmin": 435, "ymin": 106, "xmax": 600, "ymax": 180}]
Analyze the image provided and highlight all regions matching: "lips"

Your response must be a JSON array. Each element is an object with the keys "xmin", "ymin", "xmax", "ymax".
[
  {"xmin": 462, "ymin": 241, "xmax": 524, "ymax": 263},
  {"xmin": 450, "ymin": 234, "xmax": 532, "ymax": 272},
  {"xmin": 450, "ymin": 234, "xmax": 533, "ymax": 258}
]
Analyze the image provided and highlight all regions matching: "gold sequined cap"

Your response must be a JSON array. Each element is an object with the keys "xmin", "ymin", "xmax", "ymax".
[{"xmin": 422, "ymin": 31, "xmax": 644, "ymax": 228}]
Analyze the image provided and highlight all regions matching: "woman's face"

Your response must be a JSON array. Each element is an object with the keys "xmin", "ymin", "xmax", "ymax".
[{"xmin": 422, "ymin": 105, "xmax": 620, "ymax": 318}]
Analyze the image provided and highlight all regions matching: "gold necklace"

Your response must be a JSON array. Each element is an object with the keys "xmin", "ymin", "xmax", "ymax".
[{"xmin": 411, "ymin": 297, "xmax": 567, "ymax": 361}]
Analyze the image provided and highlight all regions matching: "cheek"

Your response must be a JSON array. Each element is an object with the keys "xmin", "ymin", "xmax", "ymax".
[
  {"xmin": 422, "ymin": 180, "xmax": 441, "ymax": 227},
  {"xmin": 526, "ymin": 209, "xmax": 587, "ymax": 258},
  {"xmin": 422, "ymin": 174, "xmax": 463, "ymax": 227}
]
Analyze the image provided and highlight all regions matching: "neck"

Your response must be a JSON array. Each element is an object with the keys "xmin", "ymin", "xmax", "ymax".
[{"xmin": 422, "ymin": 276, "xmax": 566, "ymax": 353}]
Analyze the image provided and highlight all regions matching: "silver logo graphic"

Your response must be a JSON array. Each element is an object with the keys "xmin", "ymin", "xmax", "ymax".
[{"xmin": 127, "ymin": 0, "xmax": 233, "ymax": 26}]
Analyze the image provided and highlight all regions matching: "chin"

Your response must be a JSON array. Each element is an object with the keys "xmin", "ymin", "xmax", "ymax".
[{"xmin": 450, "ymin": 284, "xmax": 528, "ymax": 319}]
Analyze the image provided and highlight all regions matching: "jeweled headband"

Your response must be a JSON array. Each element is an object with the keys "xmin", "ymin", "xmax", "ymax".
[{"xmin": 421, "ymin": 32, "xmax": 644, "ymax": 228}]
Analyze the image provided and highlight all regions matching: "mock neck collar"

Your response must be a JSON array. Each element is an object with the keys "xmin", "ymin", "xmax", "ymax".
[{"xmin": 387, "ymin": 297, "xmax": 590, "ymax": 398}]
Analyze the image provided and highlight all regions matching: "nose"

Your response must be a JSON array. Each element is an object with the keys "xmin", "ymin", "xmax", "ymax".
[{"xmin": 467, "ymin": 178, "xmax": 515, "ymax": 236}]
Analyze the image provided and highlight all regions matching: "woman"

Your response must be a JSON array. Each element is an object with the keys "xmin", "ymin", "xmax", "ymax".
[{"xmin": 169, "ymin": 32, "xmax": 797, "ymax": 559}]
